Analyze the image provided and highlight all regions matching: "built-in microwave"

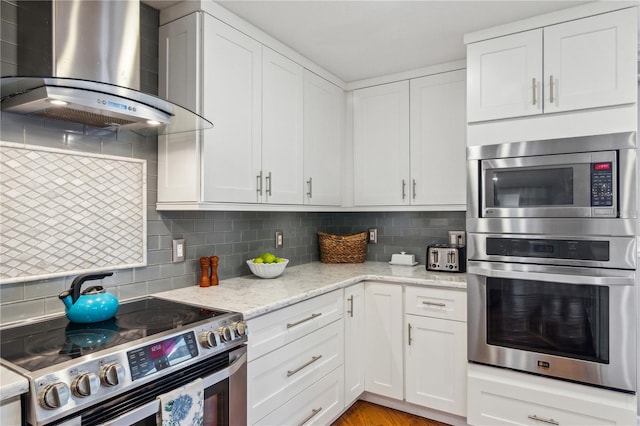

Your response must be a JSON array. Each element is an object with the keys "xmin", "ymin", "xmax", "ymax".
[{"xmin": 467, "ymin": 132, "xmax": 637, "ymax": 223}]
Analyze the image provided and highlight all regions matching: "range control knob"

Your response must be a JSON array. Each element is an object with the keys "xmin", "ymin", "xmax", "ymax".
[
  {"xmin": 199, "ymin": 330, "xmax": 218, "ymax": 348},
  {"xmin": 39, "ymin": 382, "xmax": 70, "ymax": 409},
  {"xmin": 217, "ymin": 326, "xmax": 232, "ymax": 342},
  {"xmin": 71, "ymin": 372, "xmax": 100, "ymax": 397},
  {"xmin": 234, "ymin": 321, "xmax": 247, "ymax": 336},
  {"xmin": 100, "ymin": 363, "xmax": 125, "ymax": 387}
]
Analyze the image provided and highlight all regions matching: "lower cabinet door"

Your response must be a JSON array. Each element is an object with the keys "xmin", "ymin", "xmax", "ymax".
[
  {"xmin": 344, "ymin": 283, "xmax": 365, "ymax": 406},
  {"xmin": 405, "ymin": 314, "xmax": 467, "ymax": 416},
  {"xmin": 255, "ymin": 367, "xmax": 344, "ymax": 426},
  {"xmin": 364, "ymin": 282, "xmax": 403, "ymax": 399}
]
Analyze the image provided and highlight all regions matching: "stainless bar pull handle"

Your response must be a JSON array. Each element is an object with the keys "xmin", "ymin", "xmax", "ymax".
[
  {"xmin": 287, "ymin": 355, "xmax": 322, "ymax": 377},
  {"xmin": 408, "ymin": 323, "xmax": 413, "ymax": 346},
  {"xmin": 528, "ymin": 415, "xmax": 559, "ymax": 425},
  {"xmin": 422, "ymin": 301, "xmax": 446, "ymax": 307},
  {"xmin": 306, "ymin": 177, "xmax": 312, "ymax": 198},
  {"xmin": 266, "ymin": 171, "xmax": 272, "ymax": 196},
  {"xmin": 256, "ymin": 171, "xmax": 263, "ymax": 196},
  {"xmin": 287, "ymin": 312, "xmax": 322, "ymax": 328},
  {"xmin": 297, "ymin": 407, "xmax": 323, "ymax": 426},
  {"xmin": 549, "ymin": 75, "xmax": 554, "ymax": 103},
  {"xmin": 402, "ymin": 179, "xmax": 406, "ymax": 200},
  {"xmin": 347, "ymin": 295, "xmax": 354, "ymax": 317},
  {"xmin": 532, "ymin": 78, "xmax": 536, "ymax": 105},
  {"xmin": 412, "ymin": 179, "xmax": 417, "ymax": 200}
]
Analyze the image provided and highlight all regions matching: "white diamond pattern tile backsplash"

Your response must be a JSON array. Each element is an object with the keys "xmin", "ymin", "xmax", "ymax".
[{"xmin": 0, "ymin": 142, "xmax": 147, "ymax": 283}]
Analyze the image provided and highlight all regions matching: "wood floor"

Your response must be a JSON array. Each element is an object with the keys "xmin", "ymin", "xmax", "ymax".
[{"xmin": 331, "ymin": 401, "xmax": 451, "ymax": 426}]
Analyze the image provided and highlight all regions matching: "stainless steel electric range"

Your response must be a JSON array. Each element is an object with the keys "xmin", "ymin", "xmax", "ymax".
[{"xmin": 0, "ymin": 297, "xmax": 248, "ymax": 426}]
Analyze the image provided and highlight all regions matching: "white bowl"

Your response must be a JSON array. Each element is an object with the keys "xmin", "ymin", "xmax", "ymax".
[{"xmin": 246, "ymin": 258, "xmax": 289, "ymax": 279}]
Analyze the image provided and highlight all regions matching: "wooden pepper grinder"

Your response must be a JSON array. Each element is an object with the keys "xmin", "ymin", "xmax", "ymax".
[
  {"xmin": 209, "ymin": 256, "xmax": 219, "ymax": 286},
  {"xmin": 199, "ymin": 257, "xmax": 211, "ymax": 287}
]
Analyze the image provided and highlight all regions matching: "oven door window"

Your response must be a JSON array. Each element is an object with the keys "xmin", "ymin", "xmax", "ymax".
[
  {"xmin": 486, "ymin": 166, "xmax": 576, "ymax": 208},
  {"xmin": 486, "ymin": 277, "xmax": 609, "ymax": 363}
]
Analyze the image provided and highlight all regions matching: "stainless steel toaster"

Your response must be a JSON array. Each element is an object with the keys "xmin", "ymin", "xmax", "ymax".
[{"xmin": 426, "ymin": 245, "xmax": 466, "ymax": 272}]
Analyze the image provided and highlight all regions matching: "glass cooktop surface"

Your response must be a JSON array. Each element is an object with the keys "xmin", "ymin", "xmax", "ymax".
[{"xmin": 0, "ymin": 297, "xmax": 228, "ymax": 372}]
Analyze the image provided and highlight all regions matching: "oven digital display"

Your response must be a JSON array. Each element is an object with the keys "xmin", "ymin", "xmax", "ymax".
[{"xmin": 127, "ymin": 331, "xmax": 199, "ymax": 381}]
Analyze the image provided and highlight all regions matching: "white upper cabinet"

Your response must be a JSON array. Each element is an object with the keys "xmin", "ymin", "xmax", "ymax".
[
  {"xmin": 353, "ymin": 81, "xmax": 410, "ymax": 206},
  {"xmin": 353, "ymin": 70, "xmax": 466, "ymax": 208},
  {"xmin": 262, "ymin": 48, "xmax": 304, "ymax": 205},
  {"xmin": 303, "ymin": 70, "xmax": 344, "ymax": 206},
  {"xmin": 410, "ymin": 70, "xmax": 467, "ymax": 206},
  {"xmin": 158, "ymin": 13, "xmax": 202, "ymax": 202},
  {"xmin": 202, "ymin": 15, "xmax": 263, "ymax": 203},
  {"xmin": 467, "ymin": 29, "xmax": 542, "ymax": 122},
  {"xmin": 543, "ymin": 8, "xmax": 637, "ymax": 114},
  {"xmin": 467, "ymin": 7, "xmax": 637, "ymax": 123}
]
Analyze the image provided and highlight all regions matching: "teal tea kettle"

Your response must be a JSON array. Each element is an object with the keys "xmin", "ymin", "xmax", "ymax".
[{"xmin": 58, "ymin": 272, "xmax": 119, "ymax": 323}]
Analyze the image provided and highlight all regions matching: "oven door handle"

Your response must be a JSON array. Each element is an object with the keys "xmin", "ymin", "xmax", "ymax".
[
  {"xmin": 100, "ymin": 349, "xmax": 247, "ymax": 426},
  {"xmin": 467, "ymin": 261, "xmax": 636, "ymax": 286}
]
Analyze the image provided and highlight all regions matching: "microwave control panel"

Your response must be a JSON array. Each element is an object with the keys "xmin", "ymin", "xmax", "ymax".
[{"xmin": 591, "ymin": 162, "xmax": 613, "ymax": 207}]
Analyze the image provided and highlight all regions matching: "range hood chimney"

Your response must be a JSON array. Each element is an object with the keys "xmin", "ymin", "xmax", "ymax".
[{"xmin": 1, "ymin": 0, "xmax": 211, "ymax": 136}]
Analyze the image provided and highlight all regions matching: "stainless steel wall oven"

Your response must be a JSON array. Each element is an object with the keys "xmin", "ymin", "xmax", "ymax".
[{"xmin": 466, "ymin": 132, "xmax": 637, "ymax": 393}]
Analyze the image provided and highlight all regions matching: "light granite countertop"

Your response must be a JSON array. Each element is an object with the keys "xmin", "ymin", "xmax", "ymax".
[
  {"xmin": 0, "ymin": 365, "xmax": 29, "ymax": 402},
  {"xmin": 154, "ymin": 261, "xmax": 466, "ymax": 320}
]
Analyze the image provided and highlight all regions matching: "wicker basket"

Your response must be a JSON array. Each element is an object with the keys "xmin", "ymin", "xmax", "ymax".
[{"xmin": 318, "ymin": 231, "xmax": 367, "ymax": 263}]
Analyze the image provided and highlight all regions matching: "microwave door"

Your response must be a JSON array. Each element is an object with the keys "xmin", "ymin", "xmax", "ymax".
[{"xmin": 481, "ymin": 151, "xmax": 615, "ymax": 218}]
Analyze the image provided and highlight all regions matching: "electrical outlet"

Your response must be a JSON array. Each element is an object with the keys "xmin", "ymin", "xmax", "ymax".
[
  {"xmin": 275, "ymin": 230, "xmax": 284, "ymax": 249},
  {"xmin": 172, "ymin": 239, "xmax": 185, "ymax": 262},
  {"xmin": 448, "ymin": 231, "xmax": 466, "ymax": 247},
  {"xmin": 368, "ymin": 228, "xmax": 378, "ymax": 244}
]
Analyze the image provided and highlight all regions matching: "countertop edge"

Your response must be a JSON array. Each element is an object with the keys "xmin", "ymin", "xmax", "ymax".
[
  {"xmin": 0, "ymin": 365, "xmax": 29, "ymax": 401},
  {"xmin": 228, "ymin": 272, "xmax": 464, "ymax": 320}
]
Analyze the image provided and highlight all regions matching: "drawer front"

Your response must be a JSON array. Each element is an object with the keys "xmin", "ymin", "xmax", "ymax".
[
  {"xmin": 254, "ymin": 367, "xmax": 344, "ymax": 426},
  {"xmin": 404, "ymin": 285, "xmax": 466, "ymax": 321},
  {"xmin": 248, "ymin": 319, "xmax": 344, "ymax": 424},
  {"xmin": 248, "ymin": 290, "xmax": 342, "ymax": 361},
  {"xmin": 467, "ymin": 364, "xmax": 637, "ymax": 426}
]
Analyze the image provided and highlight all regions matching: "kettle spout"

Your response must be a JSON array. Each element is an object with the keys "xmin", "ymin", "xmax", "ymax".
[{"xmin": 58, "ymin": 291, "xmax": 73, "ymax": 309}]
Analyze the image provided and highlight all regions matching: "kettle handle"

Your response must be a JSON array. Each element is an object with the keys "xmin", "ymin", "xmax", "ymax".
[{"xmin": 68, "ymin": 272, "xmax": 114, "ymax": 303}]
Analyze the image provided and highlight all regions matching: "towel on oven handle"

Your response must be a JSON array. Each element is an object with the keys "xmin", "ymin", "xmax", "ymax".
[{"xmin": 157, "ymin": 377, "xmax": 204, "ymax": 426}]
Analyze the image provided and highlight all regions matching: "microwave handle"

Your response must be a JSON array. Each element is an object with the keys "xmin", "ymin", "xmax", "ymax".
[
  {"xmin": 467, "ymin": 261, "xmax": 635, "ymax": 286},
  {"xmin": 101, "ymin": 349, "xmax": 247, "ymax": 425}
]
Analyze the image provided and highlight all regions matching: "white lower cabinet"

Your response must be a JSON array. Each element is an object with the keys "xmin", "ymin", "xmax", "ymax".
[
  {"xmin": 343, "ymin": 283, "xmax": 365, "ymax": 406},
  {"xmin": 363, "ymin": 282, "xmax": 404, "ymax": 399},
  {"xmin": 468, "ymin": 363, "xmax": 637, "ymax": 426},
  {"xmin": 255, "ymin": 366, "xmax": 344, "ymax": 426},
  {"xmin": 246, "ymin": 291, "xmax": 344, "ymax": 425},
  {"xmin": 405, "ymin": 315, "xmax": 467, "ymax": 416}
]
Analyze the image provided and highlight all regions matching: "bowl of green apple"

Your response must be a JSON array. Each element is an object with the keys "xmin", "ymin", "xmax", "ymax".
[{"xmin": 247, "ymin": 252, "xmax": 289, "ymax": 278}]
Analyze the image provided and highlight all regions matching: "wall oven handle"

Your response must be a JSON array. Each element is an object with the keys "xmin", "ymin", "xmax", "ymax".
[
  {"xmin": 297, "ymin": 407, "xmax": 323, "ymax": 426},
  {"xmin": 101, "ymin": 349, "xmax": 247, "ymax": 426},
  {"xmin": 528, "ymin": 414, "xmax": 560, "ymax": 425},
  {"xmin": 467, "ymin": 261, "xmax": 635, "ymax": 286}
]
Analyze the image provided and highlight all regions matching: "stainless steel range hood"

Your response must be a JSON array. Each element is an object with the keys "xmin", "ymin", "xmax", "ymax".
[{"xmin": 1, "ymin": 0, "xmax": 211, "ymax": 136}]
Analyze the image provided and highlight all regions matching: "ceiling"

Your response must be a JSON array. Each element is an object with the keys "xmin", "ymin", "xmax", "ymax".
[{"xmin": 146, "ymin": 1, "xmax": 604, "ymax": 83}]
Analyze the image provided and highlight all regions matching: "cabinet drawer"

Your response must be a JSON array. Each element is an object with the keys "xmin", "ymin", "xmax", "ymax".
[
  {"xmin": 254, "ymin": 366, "xmax": 344, "ymax": 426},
  {"xmin": 404, "ymin": 285, "xmax": 466, "ymax": 321},
  {"xmin": 247, "ymin": 319, "xmax": 344, "ymax": 424},
  {"xmin": 247, "ymin": 290, "xmax": 342, "ymax": 361},
  {"xmin": 467, "ymin": 364, "xmax": 637, "ymax": 426}
]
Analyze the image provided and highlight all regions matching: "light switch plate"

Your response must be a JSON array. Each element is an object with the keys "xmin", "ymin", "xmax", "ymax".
[
  {"xmin": 172, "ymin": 239, "xmax": 185, "ymax": 262},
  {"xmin": 275, "ymin": 231, "xmax": 284, "ymax": 249}
]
